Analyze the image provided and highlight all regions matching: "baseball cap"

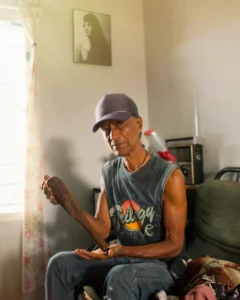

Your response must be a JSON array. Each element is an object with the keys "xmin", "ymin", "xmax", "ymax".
[{"xmin": 92, "ymin": 93, "xmax": 139, "ymax": 132}]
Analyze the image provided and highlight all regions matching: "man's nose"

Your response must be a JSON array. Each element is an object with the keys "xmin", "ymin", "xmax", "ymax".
[{"xmin": 109, "ymin": 125, "xmax": 120, "ymax": 140}]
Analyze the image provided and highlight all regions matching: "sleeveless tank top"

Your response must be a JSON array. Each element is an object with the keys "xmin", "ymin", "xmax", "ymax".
[{"xmin": 102, "ymin": 154, "xmax": 178, "ymax": 246}]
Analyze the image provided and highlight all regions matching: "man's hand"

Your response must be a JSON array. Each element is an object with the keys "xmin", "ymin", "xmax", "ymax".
[
  {"xmin": 41, "ymin": 174, "xmax": 59, "ymax": 205},
  {"xmin": 74, "ymin": 244, "xmax": 123, "ymax": 260}
]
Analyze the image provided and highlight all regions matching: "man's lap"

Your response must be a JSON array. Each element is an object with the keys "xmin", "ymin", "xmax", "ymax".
[{"xmin": 47, "ymin": 251, "xmax": 175, "ymax": 298}]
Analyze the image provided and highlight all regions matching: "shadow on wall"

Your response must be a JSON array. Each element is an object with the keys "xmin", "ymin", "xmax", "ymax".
[
  {"xmin": 101, "ymin": 152, "xmax": 116, "ymax": 164},
  {"xmin": 44, "ymin": 138, "xmax": 93, "ymax": 255}
]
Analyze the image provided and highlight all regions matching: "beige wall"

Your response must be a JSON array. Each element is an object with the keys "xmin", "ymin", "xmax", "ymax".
[
  {"xmin": 143, "ymin": 0, "xmax": 240, "ymax": 177},
  {"xmin": 40, "ymin": 0, "xmax": 148, "ymax": 253},
  {"xmin": 0, "ymin": 0, "xmax": 148, "ymax": 299}
]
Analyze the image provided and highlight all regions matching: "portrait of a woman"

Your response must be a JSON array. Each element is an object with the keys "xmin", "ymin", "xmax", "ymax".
[{"xmin": 74, "ymin": 10, "xmax": 111, "ymax": 66}]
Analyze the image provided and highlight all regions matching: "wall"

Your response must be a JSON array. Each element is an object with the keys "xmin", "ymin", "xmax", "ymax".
[
  {"xmin": 0, "ymin": 0, "xmax": 148, "ymax": 299},
  {"xmin": 143, "ymin": 0, "xmax": 240, "ymax": 177},
  {"xmin": 39, "ymin": 0, "xmax": 148, "ymax": 253}
]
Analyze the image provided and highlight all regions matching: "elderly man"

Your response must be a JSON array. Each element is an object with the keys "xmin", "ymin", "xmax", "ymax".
[{"xmin": 42, "ymin": 93, "xmax": 187, "ymax": 300}]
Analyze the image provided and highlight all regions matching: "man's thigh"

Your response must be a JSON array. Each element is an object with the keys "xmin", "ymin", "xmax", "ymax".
[{"xmin": 47, "ymin": 251, "xmax": 129, "ymax": 295}]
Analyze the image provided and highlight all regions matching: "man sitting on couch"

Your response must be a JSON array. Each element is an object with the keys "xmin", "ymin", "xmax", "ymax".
[{"xmin": 42, "ymin": 93, "xmax": 187, "ymax": 300}]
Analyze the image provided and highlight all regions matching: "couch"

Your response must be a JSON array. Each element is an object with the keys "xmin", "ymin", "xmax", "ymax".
[{"xmin": 186, "ymin": 177, "xmax": 240, "ymax": 263}]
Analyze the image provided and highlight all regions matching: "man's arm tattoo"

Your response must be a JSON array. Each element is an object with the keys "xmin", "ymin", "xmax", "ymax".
[{"xmin": 47, "ymin": 176, "xmax": 110, "ymax": 251}]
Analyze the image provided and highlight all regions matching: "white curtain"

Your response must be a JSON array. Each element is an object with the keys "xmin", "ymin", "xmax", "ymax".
[{"xmin": 19, "ymin": 0, "xmax": 49, "ymax": 294}]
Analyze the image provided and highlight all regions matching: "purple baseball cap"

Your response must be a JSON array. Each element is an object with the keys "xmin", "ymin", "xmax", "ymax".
[{"xmin": 92, "ymin": 93, "xmax": 139, "ymax": 132}]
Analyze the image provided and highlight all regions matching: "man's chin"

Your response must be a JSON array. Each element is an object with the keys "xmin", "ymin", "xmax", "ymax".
[{"xmin": 113, "ymin": 149, "xmax": 127, "ymax": 157}]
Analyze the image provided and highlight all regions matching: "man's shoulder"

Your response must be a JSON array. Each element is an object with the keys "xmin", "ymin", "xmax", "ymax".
[
  {"xmin": 151, "ymin": 154, "xmax": 175, "ymax": 171},
  {"xmin": 165, "ymin": 168, "xmax": 185, "ymax": 187},
  {"xmin": 102, "ymin": 157, "xmax": 122, "ymax": 184},
  {"xmin": 103, "ymin": 157, "xmax": 121, "ymax": 172},
  {"xmin": 149, "ymin": 154, "xmax": 179, "ymax": 186}
]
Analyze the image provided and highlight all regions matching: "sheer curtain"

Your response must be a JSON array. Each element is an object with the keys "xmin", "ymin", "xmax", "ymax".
[
  {"xmin": 0, "ymin": 0, "xmax": 49, "ymax": 296},
  {"xmin": 19, "ymin": 0, "xmax": 49, "ymax": 294}
]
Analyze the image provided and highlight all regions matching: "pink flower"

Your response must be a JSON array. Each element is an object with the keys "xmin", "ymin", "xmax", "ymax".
[
  {"xmin": 38, "ymin": 201, "xmax": 44, "ymax": 211},
  {"xmin": 24, "ymin": 255, "xmax": 31, "ymax": 266},
  {"xmin": 39, "ymin": 237, "xmax": 44, "ymax": 248},
  {"xmin": 25, "ymin": 279, "xmax": 33, "ymax": 291},
  {"xmin": 25, "ymin": 190, "xmax": 31, "ymax": 200},
  {"xmin": 25, "ymin": 228, "xmax": 33, "ymax": 239},
  {"xmin": 40, "ymin": 262, "xmax": 46, "ymax": 274}
]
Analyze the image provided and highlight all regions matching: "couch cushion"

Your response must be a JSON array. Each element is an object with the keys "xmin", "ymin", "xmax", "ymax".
[
  {"xmin": 187, "ymin": 236, "xmax": 240, "ymax": 263},
  {"xmin": 187, "ymin": 180, "xmax": 240, "ymax": 262}
]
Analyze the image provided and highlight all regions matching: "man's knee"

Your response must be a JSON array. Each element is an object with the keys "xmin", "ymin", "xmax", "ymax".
[
  {"xmin": 104, "ymin": 262, "xmax": 175, "ymax": 300},
  {"xmin": 47, "ymin": 252, "xmax": 74, "ymax": 277},
  {"xmin": 104, "ymin": 264, "xmax": 135, "ymax": 298},
  {"xmin": 106, "ymin": 264, "xmax": 130, "ymax": 284}
]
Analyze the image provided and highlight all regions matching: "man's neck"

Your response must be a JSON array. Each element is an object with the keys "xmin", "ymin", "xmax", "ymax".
[{"xmin": 123, "ymin": 144, "xmax": 149, "ymax": 172}]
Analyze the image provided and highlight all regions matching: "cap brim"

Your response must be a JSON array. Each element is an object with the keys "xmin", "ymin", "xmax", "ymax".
[{"xmin": 92, "ymin": 111, "xmax": 132, "ymax": 132}]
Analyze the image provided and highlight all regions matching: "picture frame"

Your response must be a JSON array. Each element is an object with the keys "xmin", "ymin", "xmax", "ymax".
[{"xmin": 73, "ymin": 9, "xmax": 112, "ymax": 66}]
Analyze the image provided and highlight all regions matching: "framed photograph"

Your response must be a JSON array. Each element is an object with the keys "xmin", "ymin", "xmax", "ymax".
[{"xmin": 73, "ymin": 9, "xmax": 112, "ymax": 66}]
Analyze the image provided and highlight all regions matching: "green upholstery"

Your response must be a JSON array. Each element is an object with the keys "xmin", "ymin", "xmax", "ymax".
[{"xmin": 187, "ymin": 180, "xmax": 240, "ymax": 263}]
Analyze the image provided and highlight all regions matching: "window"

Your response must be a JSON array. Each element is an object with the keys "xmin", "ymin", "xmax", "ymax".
[{"xmin": 0, "ymin": 20, "xmax": 27, "ymax": 213}]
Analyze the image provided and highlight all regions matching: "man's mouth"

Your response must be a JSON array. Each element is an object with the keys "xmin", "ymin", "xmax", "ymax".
[{"xmin": 112, "ymin": 142, "xmax": 125, "ymax": 149}]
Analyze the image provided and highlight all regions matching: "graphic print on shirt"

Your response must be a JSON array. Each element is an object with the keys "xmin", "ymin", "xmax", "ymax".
[{"xmin": 109, "ymin": 199, "xmax": 156, "ymax": 237}]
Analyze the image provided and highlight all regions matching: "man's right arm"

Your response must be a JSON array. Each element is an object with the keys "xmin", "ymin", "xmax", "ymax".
[
  {"xmin": 86, "ymin": 178, "xmax": 111, "ymax": 240},
  {"xmin": 42, "ymin": 175, "xmax": 111, "ymax": 241},
  {"xmin": 73, "ymin": 186, "xmax": 111, "ymax": 240}
]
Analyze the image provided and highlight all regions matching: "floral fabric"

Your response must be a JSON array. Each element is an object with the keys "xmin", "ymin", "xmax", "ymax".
[
  {"xmin": 184, "ymin": 257, "xmax": 240, "ymax": 300},
  {"xmin": 20, "ymin": 0, "xmax": 49, "ymax": 293}
]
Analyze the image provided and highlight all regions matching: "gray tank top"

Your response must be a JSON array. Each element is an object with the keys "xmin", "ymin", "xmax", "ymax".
[{"xmin": 102, "ymin": 154, "xmax": 178, "ymax": 246}]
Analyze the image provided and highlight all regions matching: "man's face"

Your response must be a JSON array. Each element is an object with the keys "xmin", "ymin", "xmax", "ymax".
[{"xmin": 100, "ymin": 117, "xmax": 143, "ymax": 157}]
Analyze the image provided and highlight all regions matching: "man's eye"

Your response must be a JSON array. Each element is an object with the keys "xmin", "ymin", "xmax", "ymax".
[
  {"xmin": 117, "ymin": 121, "xmax": 124, "ymax": 126},
  {"xmin": 103, "ymin": 128, "xmax": 110, "ymax": 134}
]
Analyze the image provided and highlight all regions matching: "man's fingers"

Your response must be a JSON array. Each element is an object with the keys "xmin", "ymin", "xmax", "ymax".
[
  {"xmin": 41, "ymin": 180, "xmax": 48, "ymax": 190},
  {"xmin": 75, "ymin": 249, "xmax": 89, "ymax": 255},
  {"xmin": 41, "ymin": 175, "xmax": 50, "ymax": 190},
  {"xmin": 74, "ymin": 249, "xmax": 82, "ymax": 255},
  {"xmin": 48, "ymin": 187, "xmax": 54, "ymax": 198},
  {"xmin": 41, "ymin": 181, "xmax": 45, "ymax": 190},
  {"xmin": 43, "ymin": 187, "xmax": 49, "ymax": 198},
  {"xmin": 50, "ymin": 197, "xmax": 58, "ymax": 205},
  {"xmin": 76, "ymin": 249, "xmax": 108, "ymax": 261},
  {"xmin": 74, "ymin": 249, "xmax": 92, "ymax": 260},
  {"xmin": 76, "ymin": 253, "xmax": 90, "ymax": 260},
  {"xmin": 48, "ymin": 188, "xmax": 59, "ymax": 205},
  {"xmin": 43, "ymin": 186, "xmax": 53, "ymax": 200},
  {"xmin": 41, "ymin": 175, "xmax": 59, "ymax": 205},
  {"xmin": 44, "ymin": 174, "xmax": 50, "ymax": 181},
  {"xmin": 108, "ymin": 249, "xmax": 114, "ymax": 257},
  {"xmin": 92, "ymin": 248, "xmax": 103, "ymax": 254},
  {"xmin": 75, "ymin": 249, "xmax": 96, "ymax": 258}
]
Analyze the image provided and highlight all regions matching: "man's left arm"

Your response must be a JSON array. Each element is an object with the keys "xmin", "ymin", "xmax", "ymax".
[
  {"xmin": 119, "ymin": 168, "xmax": 187, "ymax": 259},
  {"xmin": 76, "ymin": 168, "xmax": 187, "ymax": 260}
]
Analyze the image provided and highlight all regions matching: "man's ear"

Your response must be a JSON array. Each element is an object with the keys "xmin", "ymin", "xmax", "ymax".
[{"xmin": 136, "ymin": 117, "xmax": 143, "ymax": 134}]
